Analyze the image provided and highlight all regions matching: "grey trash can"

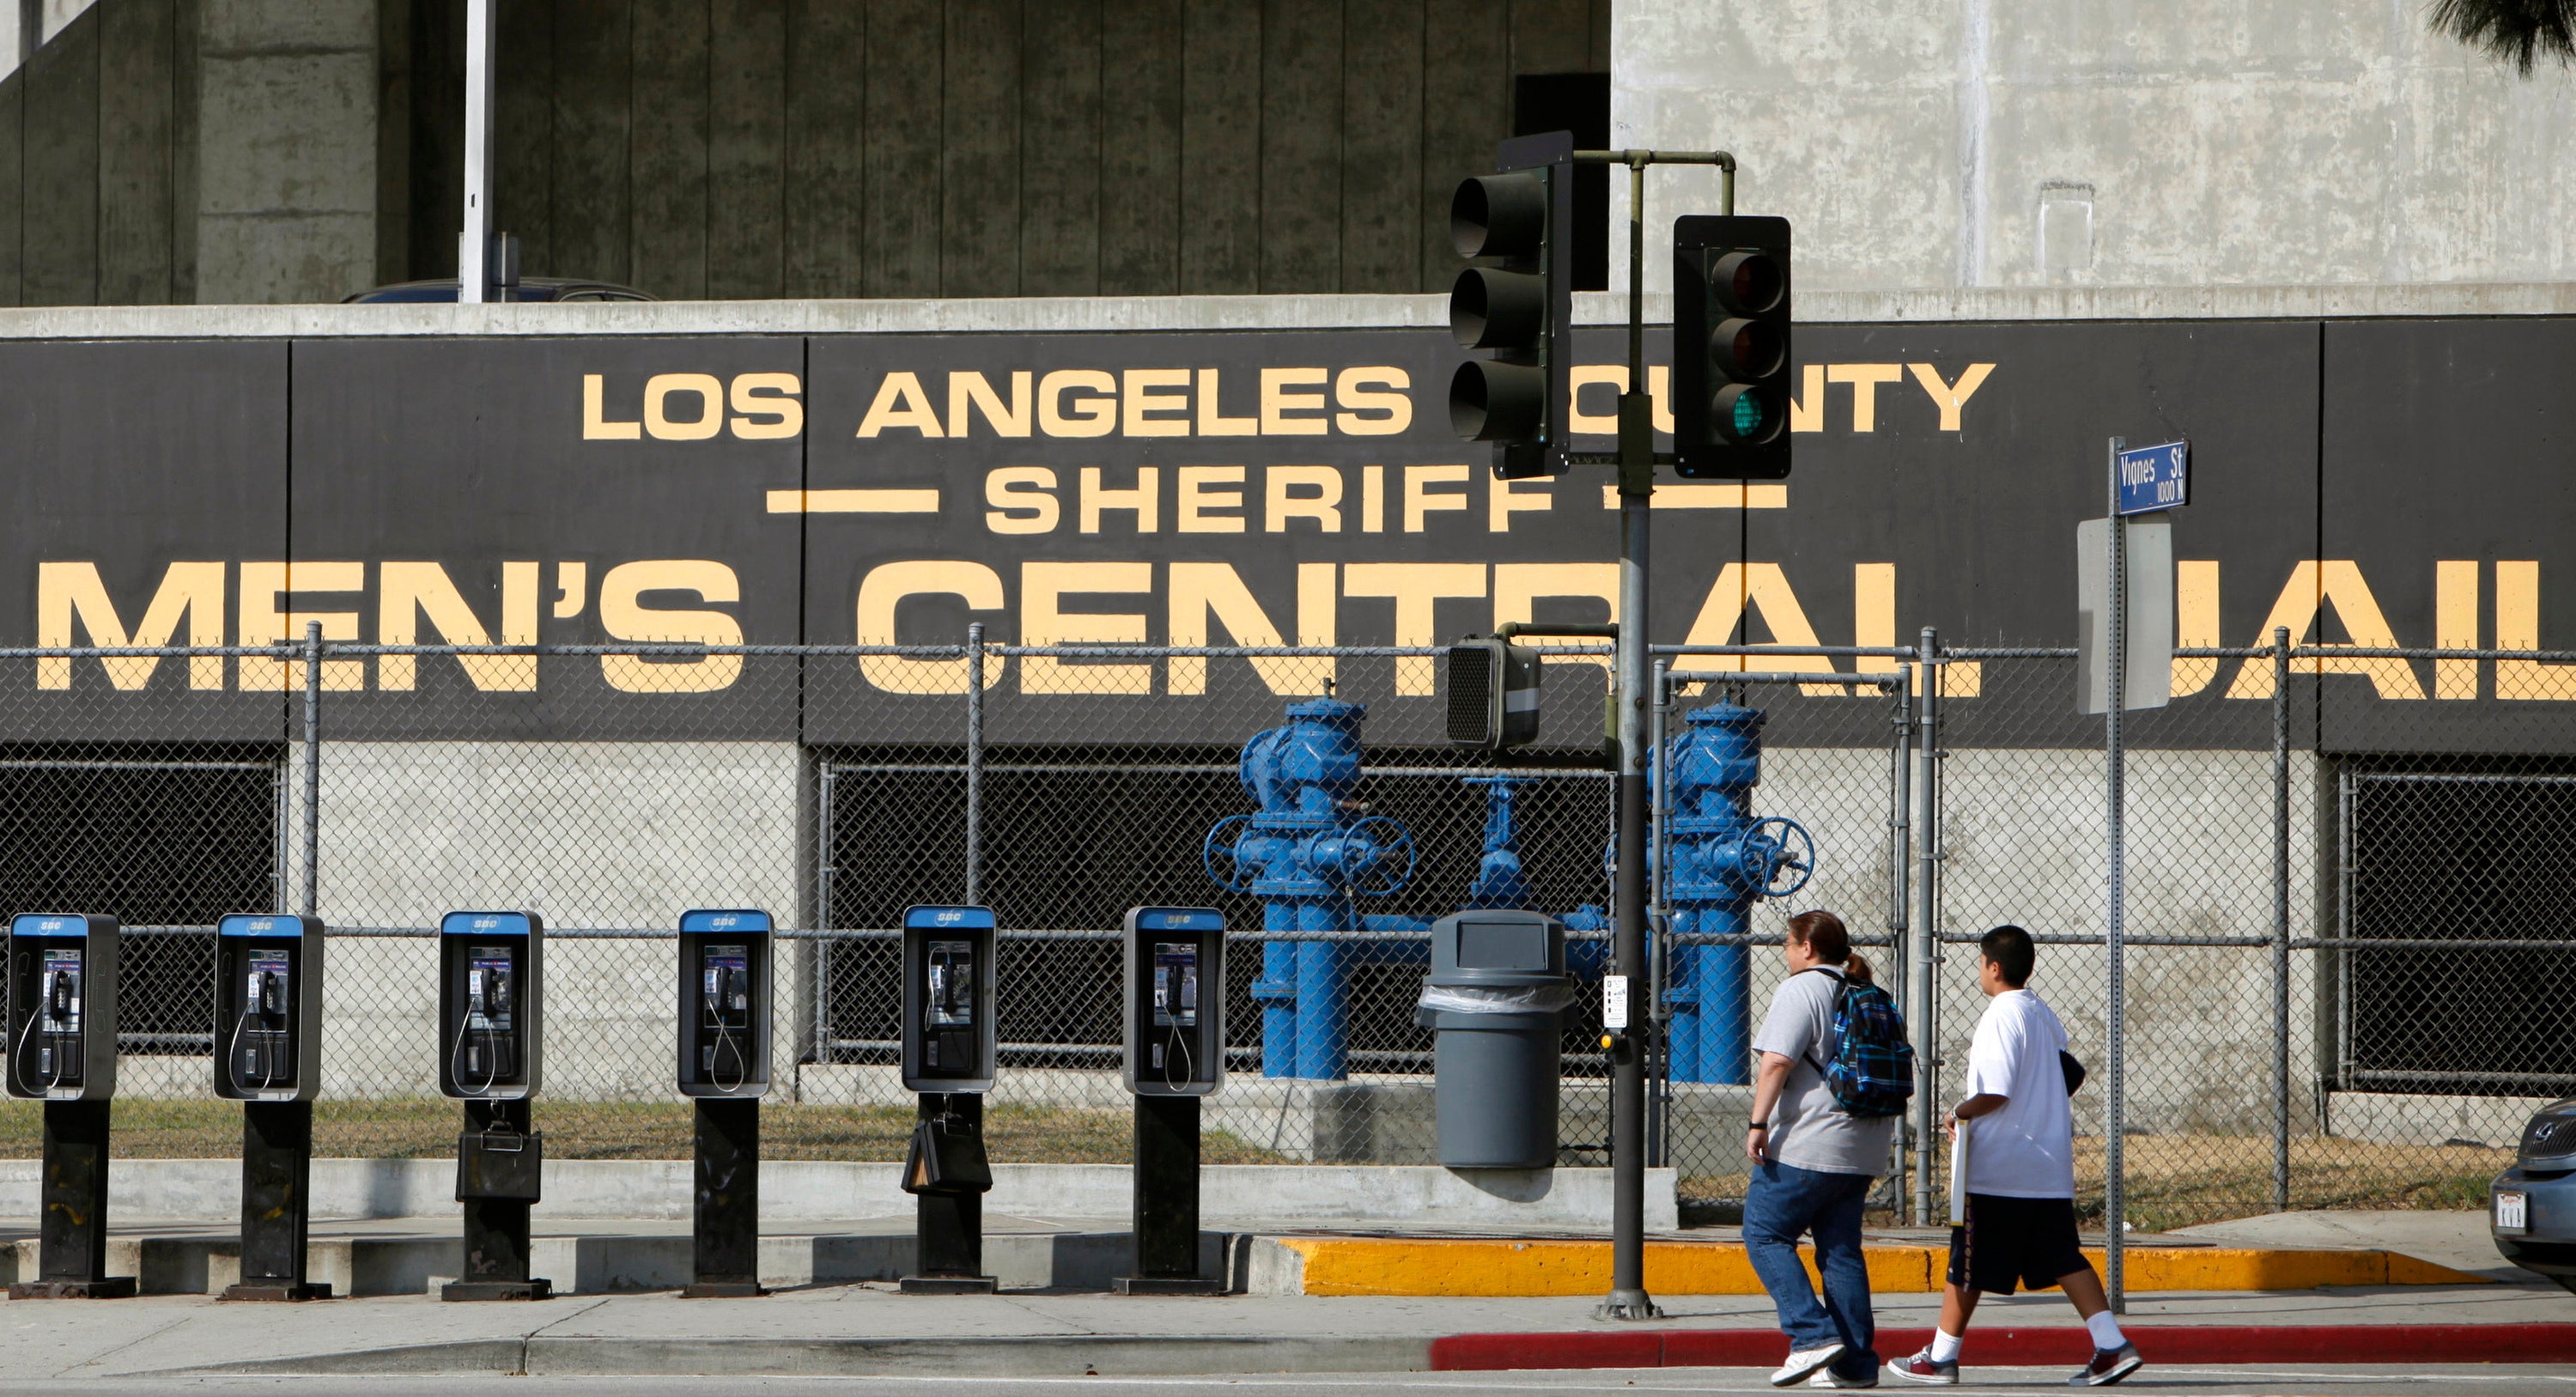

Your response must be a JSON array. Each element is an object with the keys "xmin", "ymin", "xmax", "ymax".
[{"xmin": 1416, "ymin": 909, "xmax": 1577, "ymax": 1169}]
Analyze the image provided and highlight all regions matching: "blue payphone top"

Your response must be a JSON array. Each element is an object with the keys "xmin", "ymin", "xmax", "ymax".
[
  {"xmin": 904, "ymin": 905, "xmax": 995, "ymax": 931},
  {"xmin": 219, "ymin": 914, "xmax": 313, "ymax": 938},
  {"xmin": 681, "ymin": 908, "xmax": 772, "ymax": 934},
  {"xmin": 1131, "ymin": 907, "xmax": 1223, "ymax": 933},
  {"xmin": 440, "ymin": 911, "xmax": 534, "ymax": 937},
  {"xmin": 10, "ymin": 914, "xmax": 93, "ymax": 938}
]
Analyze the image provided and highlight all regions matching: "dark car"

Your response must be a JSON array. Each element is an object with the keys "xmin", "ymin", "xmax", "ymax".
[
  {"xmin": 342, "ymin": 277, "xmax": 655, "ymax": 304},
  {"xmin": 2492, "ymin": 1097, "xmax": 2576, "ymax": 1293}
]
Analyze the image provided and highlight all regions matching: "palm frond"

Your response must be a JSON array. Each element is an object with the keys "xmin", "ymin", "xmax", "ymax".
[{"xmin": 2429, "ymin": 0, "xmax": 2576, "ymax": 76}]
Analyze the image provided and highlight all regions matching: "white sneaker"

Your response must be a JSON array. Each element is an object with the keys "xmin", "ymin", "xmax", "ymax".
[
  {"xmin": 1771, "ymin": 1343, "xmax": 1847, "ymax": 1388},
  {"xmin": 1809, "ymin": 1365, "xmax": 1879, "ymax": 1388}
]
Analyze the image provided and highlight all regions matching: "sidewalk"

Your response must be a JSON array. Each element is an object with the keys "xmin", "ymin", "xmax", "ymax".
[{"xmin": 6, "ymin": 1281, "xmax": 2567, "ymax": 1379}]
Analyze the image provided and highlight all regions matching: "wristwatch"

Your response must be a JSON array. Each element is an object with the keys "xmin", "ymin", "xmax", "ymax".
[{"xmin": 1747, "ymin": 1121, "xmax": 1769, "ymax": 1131}]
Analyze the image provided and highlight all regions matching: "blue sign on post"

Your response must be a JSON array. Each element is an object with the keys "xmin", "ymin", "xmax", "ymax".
[{"xmin": 2115, "ymin": 440, "xmax": 2189, "ymax": 516}]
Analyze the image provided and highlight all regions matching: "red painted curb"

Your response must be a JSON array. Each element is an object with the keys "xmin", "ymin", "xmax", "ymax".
[{"xmin": 1430, "ymin": 1323, "xmax": 2576, "ymax": 1371}]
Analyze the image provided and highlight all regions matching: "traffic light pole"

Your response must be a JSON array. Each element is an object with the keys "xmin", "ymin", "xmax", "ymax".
[{"xmin": 1574, "ymin": 149, "xmax": 1735, "ymax": 1322}]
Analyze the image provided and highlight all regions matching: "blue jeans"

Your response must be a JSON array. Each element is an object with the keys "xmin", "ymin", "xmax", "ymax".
[{"xmin": 1743, "ymin": 1159, "xmax": 1878, "ymax": 1377}]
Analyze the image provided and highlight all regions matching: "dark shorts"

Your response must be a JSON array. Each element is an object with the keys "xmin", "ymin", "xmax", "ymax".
[{"xmin": 1946, "ymin": 1193, "xmax": 2088, "ymax": 1296}]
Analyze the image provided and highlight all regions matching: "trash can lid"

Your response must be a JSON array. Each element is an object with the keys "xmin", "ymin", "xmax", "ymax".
[{"xmin": 1428, "ymin": 908, "xmax": 1568, "ymax": 985}]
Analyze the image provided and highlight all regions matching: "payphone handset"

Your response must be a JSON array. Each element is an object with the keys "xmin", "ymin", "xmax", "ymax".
[
  {"xmin": 7, "ymin": 914, "xmax": 118, "ymax": 1102},
  {"xmin": 676, "ymin": 908, "xmax": 773, "ymax": 1098},
  {"xmin": 437, "ymin": 912, "xmax": 542, "ymax": 1101},
  {"xmin": 901, "ymin": 905, "xmax": 996, "ymax": 1094},
  {"xmin": 1122, "ymin": 908, "xmax": 1224, "ymax": 1097},
  {"xmin": 214, "ymin": 914, "xmax": 325, "ymax": 1101}
]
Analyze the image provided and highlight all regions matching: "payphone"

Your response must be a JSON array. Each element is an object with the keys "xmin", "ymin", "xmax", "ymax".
[
  {"xmin": 6, "ymin": 914, "xmax": 131, "ymax": 1298},
  {"xmin": 677, "ymin": 909, "xmax": 771, "ymax": 1098},
  {"xmin": 677, "ymin": 909, "xmax": 772, "ymax": 1297},
  {"xmin": 1115, "ymin": 908, "xmax": 1227, "ymax": 1295},
  {"xmin": 216, "ymin": 914, "xmax": 323, "ymax": 1102},
  {"xmin": 899, "ymin": 904, "xmax": 998, "ymax": 1294},
  {"xmin": 438, "ymin": 911, "xmax": 550, "ymax": 1301},
  {"xmin": 212, "ymin": 914, "xmax": 330, "ymax": 1300}
]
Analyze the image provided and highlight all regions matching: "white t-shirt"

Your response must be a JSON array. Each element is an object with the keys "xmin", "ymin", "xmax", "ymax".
[{"xmin": 1960, "ymin": 987, "xmax": 2075, "ymax": 1199}]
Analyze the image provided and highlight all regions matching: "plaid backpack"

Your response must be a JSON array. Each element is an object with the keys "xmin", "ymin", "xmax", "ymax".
[{"xmin": 1809, "ymin": 969, "xmax": 1915, "ymax": 1119}]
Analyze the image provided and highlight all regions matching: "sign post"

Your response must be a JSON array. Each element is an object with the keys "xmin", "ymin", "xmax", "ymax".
[{"xmin": 2094, "ymin": 436, "xmax": 2187, "ymax": 1315}]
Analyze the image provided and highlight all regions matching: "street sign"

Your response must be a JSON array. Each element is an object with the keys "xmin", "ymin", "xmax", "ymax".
[
  {"xmin": 2114, "ymin": 440, "xmax": 2189, "ymax": 516},
  {"xmin": 2076, "ymin": 516, "xmax": 2174, "ymax": 714}
]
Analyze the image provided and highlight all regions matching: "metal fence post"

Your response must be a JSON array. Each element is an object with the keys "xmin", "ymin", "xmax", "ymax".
[
  {"xmin": 1888, "ymin": 672, "xmax": 1913, "ymax": 1212},
  {"xmin": 965, "ymin": 622, "xmax": 986, "ymax": 906},
  {"xmin": 1911, "ymin": 627, "xmax": 1941, "ymax": 1228},
  {"xmin": 2272, "ymin": 624, "xmax": 2292, "ymax": 1212},
  {"xmin": 1647, "ymin": 658, "xmax": 1670, "ymax": 1169},
  {"xmin": 301, "ymin": 621, "xmax": 322, "ymax": 919}
]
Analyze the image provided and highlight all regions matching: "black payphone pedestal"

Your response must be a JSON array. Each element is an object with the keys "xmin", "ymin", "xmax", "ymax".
[
  {"xmin": 683, "ymin": 1097, "xmax": 762, "ymax": 1297},
  {"xmin": 12, "ymin": 1101, "xmax": 136, "ymax": 1299},
  {"xmin": 677, "ymin": 908, "xmax": 774, "ymax": 1298},
  {"xmin": 436, "ymin": 911, "xmax": 550, "ymax": 1302},
  {"xmin": 1113, "ymin": 907, "xmax": 1229, "ymax": 1297},
  {"xmin": 224, "ymin": 1101, "xmax": 328, "ymax": 1301},
  {"xmin": 448, "ymin": 1098, "xmax": 550, "ymax": 1301},
  {"xmin": 216, "ymin": 912, "xmax": 330, "ymax": 1301},
  {"xmin": 898, "ymin": 1092, "xmax": 998, "ymax": 1296},
  {"xmin": 7, "ymin": 914, "xmax": 131, "ymax": 1300}
]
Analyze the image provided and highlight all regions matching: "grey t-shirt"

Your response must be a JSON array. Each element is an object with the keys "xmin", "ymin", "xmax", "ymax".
[{"xmin": 1751, "ymin": 967, "xmax": 1897, "ymax": 1176}]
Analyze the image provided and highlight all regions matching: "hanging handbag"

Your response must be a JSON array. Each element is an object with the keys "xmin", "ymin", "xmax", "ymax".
[{"xmin": 901, "ymin": 1108, "xmax": 994, "ymax": 1196}]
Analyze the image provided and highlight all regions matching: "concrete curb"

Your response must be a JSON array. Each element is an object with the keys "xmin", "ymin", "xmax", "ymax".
[
  {"xmin": 1431, "ymin": 1323, "xmax": 2576, "ymax": 1370},
  {"xmin": 1279, "ymin": 1238, "xmax": 2493, "ymax": 1297},
  {"xmin": 185, "ymin": 1333, "xmax": 1433, "ymax": 1378},
  {"xmin": 168, "ymin": 1323, "xmax": 2576, "ymax": 1378}
]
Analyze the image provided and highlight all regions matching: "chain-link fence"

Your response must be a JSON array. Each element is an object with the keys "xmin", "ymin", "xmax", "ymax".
[{"xmin": 1, "ymin": 631, "xmax": 2569, "ymax": 1234}]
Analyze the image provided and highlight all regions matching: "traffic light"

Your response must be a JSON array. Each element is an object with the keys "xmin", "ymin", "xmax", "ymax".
[
  {"xmin": 1448, "ymin": 132, "xmax": 1575, "ymax": 479},
  {"xmin": 1445, "ymin": 635, "xmax": 1542, "ymax": 750},
  {"xmin": 1672, "ymin": 216, "xmax": 1793, "ymax": 479}
]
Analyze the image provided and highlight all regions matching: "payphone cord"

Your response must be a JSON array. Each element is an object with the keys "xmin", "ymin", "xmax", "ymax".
[
  {"xmin": 7, "ymin": 952, "xmax": 39, "ymax": 1096},
  {"xmin": 448, "ymin": 1008, "xmax": 501, "ymax": 1098},
  {"xmin": 1163, "ymin": 1024, "xmax": 1193, "ymax": 1092},
  {"xmin": 227, "ymin": 994, "xmax": 283, "ymax": 1092},
  {"xmin": 710, "ymin": 1017, "xmax": 748, "ymax": 1095}
]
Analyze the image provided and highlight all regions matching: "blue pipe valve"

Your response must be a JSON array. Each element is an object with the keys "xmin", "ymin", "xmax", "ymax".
[
  {"xmin": 1203, "ymin": 696, "xmax": 1417, "ymax": 1080},
  {"xmin": 1659, "ymin": 702, "xmax": 1819, "ymax": 1085}
]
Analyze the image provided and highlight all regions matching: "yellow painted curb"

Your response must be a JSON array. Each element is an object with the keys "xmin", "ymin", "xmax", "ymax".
[{"xmin": 1279, "ymin": 1237, "xmax": 2491, "ymax": 1297}]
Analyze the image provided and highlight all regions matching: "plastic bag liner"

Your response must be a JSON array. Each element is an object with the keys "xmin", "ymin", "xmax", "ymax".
[{"xmin": 1415, "ymin": 981, "xmax": 1580, "ymax": 1016}]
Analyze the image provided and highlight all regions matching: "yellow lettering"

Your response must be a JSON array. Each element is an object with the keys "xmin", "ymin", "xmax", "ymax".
[
  {"xmin": 1344, "ymin": 562, "xmax": 1485, "ymax": 695},
  {"xmin": 1333, "ymin": 367, "xmax": 1412, "ymax": 435},
  {"xmin": 1488, "ymin": 473, "xmax": 1553, "ymax": 532},
  {"xmin": 583, "ymin": 374, "xmax": 641, "ymax": 440},
  {"xmin": 1264, "ymin": 465, "xmax": 1343, "ymax": 533},
  {"xmin": 2225, "ymin": 561, "xmax": 2422, "ymax": 700},
  {"xmin": 1404, "ymin": 464, "xmax": 1472, "ymax": 532},
  {"xmin": 855, "ymin": 372, "xmax": 947, "ymax": 438},
  {"xmin": 1261, "ymin": 367, "xmax": 1329, "ymax": 435},
  {"xmin": 2171, "ymin": 560, "xmax": 2221, "ymax": 696},
  {"xmin": 1021, "ymin": 562, "xmax": 1153, "ymax": 695},
  {"xmin": 1361, "ymin": 465, "xmax": 1387, "ymax": 533},
  {"xmin": 1080, "ymin": 466, "xmax": 1161, "ymax": 533},
  {"xmin": 1167, "ymin": 562, "xmax": 1334, "ymax": 695},
  {"xmin": 1905, "ymin": 362, "xmax": 1994, "ymax": 432},
  {"xmin": 1195, "ymin": 369, "xmax": 1258, "ymax": 437},
  {"xmin": 597, "ymin": 560, "xmax": 744, "ymax": 693},
  {"xmin": 377, "ymin": 561, "xmax": 538, "ymax": 691},
  {"xmin": 1176, "ymin": 466, "xmax": 1247, "ymax": 533},
  {"xmin": 2436, "ymin": 559, "xmax": 2480, "ymax": 699},
  {"xmin": 644, "ymin": 373, "xmax": 725, "ymax": 440},
  {"xmin": 945, "ymin": 371, "xmax": 1033, "ymax": 438},
  {"xmin": 2496, "ymin": 561, "xmax": 2576, "ymax": 700},
  {"xmin": 1039, "ymin": 369, "xmax": 1116, "ymax": 438},
  {"xmin": 1827, "ymin": 364, "xmax": 1905, "ymax": 433},
  {"xmin": 1789, "ymin": 363, "xmax": 1825, "ymax": 433},
  {"xmin": 727, "ymin": 372, "xmax": 804, "ymax": 440},
  {"xmin": 239, "ymin": 562, "xmax": 366, "ymax": 691},
  {"xmin": 1678, "ymin": 563, "xmax": 1844, "ymax": 695},
  {"xmin": 1122, "ymin": 368, "xmax": 1191, "ymax": 437},
  {"xmin": 855, "ymin": 560, "xmax": 1007, "ymax": 693},
  {"xmin": 985, "ymin": 466, "xmax": 1060, "ymax": 534},
  {"xmin": 36, "ymin": 562, "xmax": 225, "ymax": 689}
]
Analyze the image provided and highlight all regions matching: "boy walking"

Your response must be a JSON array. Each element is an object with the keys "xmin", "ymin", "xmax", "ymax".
[{"xmin": 1890, "ymin": 926, "xmax": 2143, "ymax": 1387}]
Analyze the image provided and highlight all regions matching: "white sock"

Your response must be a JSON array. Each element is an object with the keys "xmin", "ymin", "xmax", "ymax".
[
  {"xmin": 1929, "ymin": 1328, "xmax": 1964, "ymax": 1364},
  {"xmin": 2085, "ymin": 1310, "xmax": 2128, "ymax": 1351}
]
